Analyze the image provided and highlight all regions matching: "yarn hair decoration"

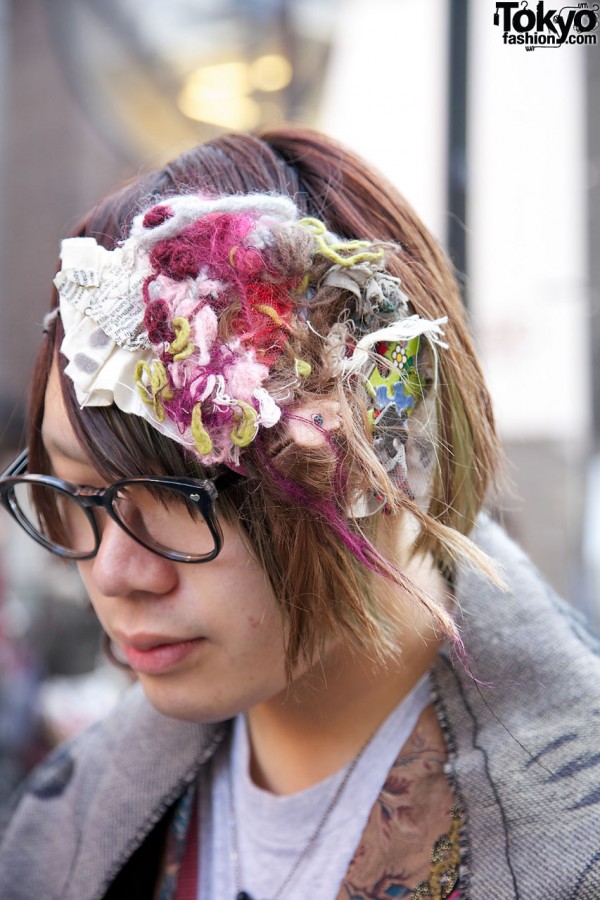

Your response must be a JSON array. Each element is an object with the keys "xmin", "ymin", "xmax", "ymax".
[{"xmin": 54, "ymin": 192, "xmax": 448, "ymax": 483}]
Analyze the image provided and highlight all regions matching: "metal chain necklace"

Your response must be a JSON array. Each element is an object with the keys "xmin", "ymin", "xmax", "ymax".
[{"xmin": 228, "ymin": 730, "xmax": 376, "ymax": 900}]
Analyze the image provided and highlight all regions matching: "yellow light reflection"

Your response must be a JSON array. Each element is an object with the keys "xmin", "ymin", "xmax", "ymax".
[
  {"xmin": 186, "ymin": 61, "xmax": 248, "ymax": 94},
  {"xmin": 178, "ymin": 56, "xmax": 292, "ymax": 129},
  {"xmin": 178, "ymin": 62, "xmax": 259, "ymax": 129},
  {"xmin": 178, "ymin": 88, "xmax": 260, "ymax": 129},
  {"xmin": 249, "ymin": 55, "xmax": 293, "ymax": 93}
]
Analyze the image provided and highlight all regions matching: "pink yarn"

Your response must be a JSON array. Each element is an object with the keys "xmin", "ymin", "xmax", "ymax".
[
  {"xmin": 195, "ymin": 276, "xmax": 222, "ymax": 299},
  {"xmin": 152, "ymin": 276, "xmax": 196, "ymax": 314},
  {"xmin": 189, "ymin": 213, "xmax": 256, "ymax": 279},
  {"xmin": 223, "ymin": 356, "xmax": 269, "ymax": 403},
  {"xmin": 190, "ymin": 304, "xmax": 218, "ymax": 364},
  {"xmin": 168, "ymin": 360, "xmax": 193, "ymax": 391}
]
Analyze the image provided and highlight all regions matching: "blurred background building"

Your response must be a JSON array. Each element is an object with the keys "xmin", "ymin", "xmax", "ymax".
[{"xmin": 0, "ymin": 0, "xmax": 598, "ymax": 799}]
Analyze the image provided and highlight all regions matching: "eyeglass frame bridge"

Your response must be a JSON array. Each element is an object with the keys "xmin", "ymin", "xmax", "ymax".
[{"xmin": 0, "ymin": 449, "xmax": 241, "ymax": 563}]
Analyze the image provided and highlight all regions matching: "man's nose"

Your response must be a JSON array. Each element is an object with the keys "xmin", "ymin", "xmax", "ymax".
[{"xmin": 88, "ymin": 516, "xmax": 179, "ymax": 598}]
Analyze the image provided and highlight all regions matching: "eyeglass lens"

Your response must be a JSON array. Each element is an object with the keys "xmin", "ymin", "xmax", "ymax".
[
  {"xmin": 111, "ymin": 484, "xmax": 215, "ymax": 557},
  {"xmin": 11, "ymin": 481, "xmax": 217, "ymax": 559},
  {"xmin": 13, "ymin": 482, "xmax": 96, "ymax": 555}
]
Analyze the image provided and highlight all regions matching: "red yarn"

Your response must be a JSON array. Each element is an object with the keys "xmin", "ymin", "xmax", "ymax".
[
  {"xmin": 144, "ymin": 299, "xmax": 175, "ymax": 343},
  {"xmin": 230, "ymin": 281, "xmax": 294, "ymax": 365},
  {"xmin": 143, "ymin": 205, "xmax": 173, "ymax": 229},
  {"xmin": 149, "ymin": 212, "xmax": 265, "ymax": 283},
  {"xmin": 246, "ymin": 281, "xmax": 293, "ymax": 317},
  {"xmin": 192, "ymin": 213, "xmax": 254, "ymax": 269},
  {"xmin": 151, "ymin": 239, "xmax": 202, "ymax": 280},
  {"xmin": 228, "ymin": 243, "xmax": 265, "ymax": 279}
]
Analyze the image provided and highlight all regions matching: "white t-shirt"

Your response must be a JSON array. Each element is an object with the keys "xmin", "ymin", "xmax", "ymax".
[{"xmin": 197, "ymin": 674, "xmax": 431, "ymax": 899}]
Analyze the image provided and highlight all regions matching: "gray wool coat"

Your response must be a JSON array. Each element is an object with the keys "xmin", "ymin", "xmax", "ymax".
[{"xmin": 1, "ymin": 517, "xmax": 599, "ymax": 899}]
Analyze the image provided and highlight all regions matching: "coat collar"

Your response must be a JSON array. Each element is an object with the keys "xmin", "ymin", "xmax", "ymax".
[
  {"xmin": 432, "ymin": 516, "xmax": 600, "ymax": 898},
  {"xmin": 2, "ymin": 517, "xmax": 599, "ymax": 899}
]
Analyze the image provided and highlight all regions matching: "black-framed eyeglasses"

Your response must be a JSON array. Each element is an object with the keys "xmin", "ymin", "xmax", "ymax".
[{"xmin": 0, "ymin": 449, "xmax": 240, "ymax": 563}]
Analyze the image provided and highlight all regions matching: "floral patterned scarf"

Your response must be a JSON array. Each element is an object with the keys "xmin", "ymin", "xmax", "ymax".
[{"xmin": 162, "ymin": 703, "xmax": 462, "ymax": 900}]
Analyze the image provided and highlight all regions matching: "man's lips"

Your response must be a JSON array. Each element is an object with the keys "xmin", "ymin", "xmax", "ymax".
[{"xmin": 117, "ymin": 634, "xmax": 205, "ymax": 675}]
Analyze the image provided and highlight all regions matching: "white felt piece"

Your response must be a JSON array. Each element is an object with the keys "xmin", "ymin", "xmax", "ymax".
[
  {"xmin": 129, "ymin": 193, "xmax": 300, "ymax": 248},
  {"xmin": 341, "ymin": 315, "xmax": 449, "ymax": 375}
]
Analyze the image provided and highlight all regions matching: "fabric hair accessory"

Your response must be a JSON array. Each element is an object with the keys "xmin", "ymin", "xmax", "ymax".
[{"xmin": 54, "ymin": 192, "xmax": 447, "ymax": 497}]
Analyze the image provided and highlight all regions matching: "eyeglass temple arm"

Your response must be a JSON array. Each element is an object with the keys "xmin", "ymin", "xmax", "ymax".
[{"xmin": 1, "ymin": 449, "xmax": 28, "ymax": 479}]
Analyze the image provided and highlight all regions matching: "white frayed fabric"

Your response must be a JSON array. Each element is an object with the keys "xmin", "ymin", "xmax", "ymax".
[
  {"xmin": 253, "ymin": 388, "xmax": 282, "ymax": 428},
  {"xmin": 129, "ymin": 193, "xmax": 299, "ymax": 248},
  {"xmin": 56, "ymin": 239, "xmax": 154, "ymax": 425},
  {"xmin": 341, "ymin": 315, "xmax": 449, "ymax": 383},
  {"xmin": 42, "ymin": 307, "xmax": 60, "ymax": 333}
]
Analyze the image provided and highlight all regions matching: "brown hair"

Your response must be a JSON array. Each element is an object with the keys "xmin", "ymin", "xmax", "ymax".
[{"xmin": 29, "ymin": 127, "xmax": 501, "ymax": 670}]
